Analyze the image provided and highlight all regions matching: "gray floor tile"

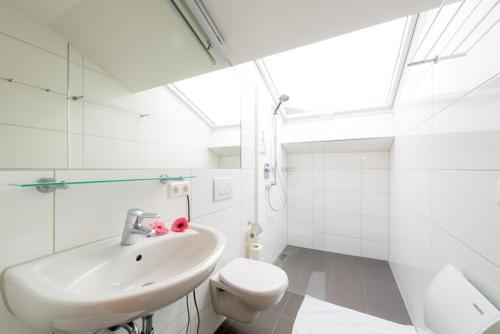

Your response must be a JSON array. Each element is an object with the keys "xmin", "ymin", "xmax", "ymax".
[
  {"xmin": 226, "ymin": 310, "xmax": 279, "ymax": 334},
  {"xmin": 281, "ymin": 293, "xmax": 304, "ymax": 319},
  {"xmin": 325, "ymin": 288, "xmax": 367, "ymax": 313},
  {"xmin": 286, "ymin": 277, "xmax": 309, "ymax": 296},
  {"xmin": 364, "ymin": 282, "xmax": 405, "ymax": 305},
  {"xmin": 362, "ymin": 260, "xmax": 397, "ymax": 286},
  {"xmin": 366, "ymin": 299, "xmax": 412, "ymax": 325},
  {"xmin": 271, "ymin": 292, "xmax": 290, "ymax": 314},
  {"xmin": 334, "ymin": 253, "xmax": 367, "ymax": 270},
  {"xmin": 330, "ymin": 266, "xmax": 364, "ymax": 293},
  {"xmin": 272, "ymin": 316, "xmax": 295, "ymax": 334}
]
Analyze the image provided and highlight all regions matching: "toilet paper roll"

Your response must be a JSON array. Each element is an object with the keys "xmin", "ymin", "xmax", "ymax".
[
  {"xmin": 248, "ymin": 243, "xmax": 263, "ymax": 261},
  {"xmin": 246, "ymin": 230, "xmax": 260, "ymax": 243}
]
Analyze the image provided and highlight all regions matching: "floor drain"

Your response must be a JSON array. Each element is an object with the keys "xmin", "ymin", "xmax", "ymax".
[{"xmin": 274, "ymin": 252, "xmax": 288, "ymax": 266}]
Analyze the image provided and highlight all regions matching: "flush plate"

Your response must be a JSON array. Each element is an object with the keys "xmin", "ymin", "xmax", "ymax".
[{"xmin": 213, "ymin": 177, "xmax": 233, "ymax": 201}]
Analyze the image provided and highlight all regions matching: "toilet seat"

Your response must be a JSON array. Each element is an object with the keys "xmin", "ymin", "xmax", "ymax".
[{"xmin": 219, "ymin": 258, "xmax": 288, "ymax": 298}]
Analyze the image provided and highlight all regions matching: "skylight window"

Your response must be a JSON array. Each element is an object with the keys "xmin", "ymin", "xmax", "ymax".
[
  {"xmin": 172, "ymin": 67, "xmax": 241, "ymax": 126},
  {"xmin": 263, "ymin": 17, "xmax": 408, "ymax": 117}
]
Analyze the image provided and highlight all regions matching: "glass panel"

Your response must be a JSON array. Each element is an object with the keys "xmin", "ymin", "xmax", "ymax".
[
  {"xmin": 7, "ymin": 176, "xmax": 195, "ymax": 188},
  {"xmin": 263, "ymin": 17, "xmax": 407, "ymax": 115}
]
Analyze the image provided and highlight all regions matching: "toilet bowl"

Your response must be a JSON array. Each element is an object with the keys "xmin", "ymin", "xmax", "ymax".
[{"xmin": 210, "ymin": 257, "xmax": 288, "ymax": 323}]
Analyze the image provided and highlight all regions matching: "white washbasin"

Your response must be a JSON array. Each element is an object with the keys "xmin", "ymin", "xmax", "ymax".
[{"xmin": 1, "ymin": 224, "xmax": 226, "ymax": 333}]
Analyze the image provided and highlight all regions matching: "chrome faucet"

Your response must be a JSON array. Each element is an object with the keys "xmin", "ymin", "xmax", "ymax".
[{"xmin": 121, "ymin": 209, "xmax": 159, "ymax": 246}]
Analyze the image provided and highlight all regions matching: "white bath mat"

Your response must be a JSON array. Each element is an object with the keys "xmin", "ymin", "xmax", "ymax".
[{"xmin": 293, "ymin": 295, "xmax": 417, "ymax": 334}]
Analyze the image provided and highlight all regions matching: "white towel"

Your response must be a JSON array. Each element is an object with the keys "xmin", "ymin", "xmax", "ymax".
[{"xmin": 293, "ymin": 295, "xmax": 417, "ymax": 334}]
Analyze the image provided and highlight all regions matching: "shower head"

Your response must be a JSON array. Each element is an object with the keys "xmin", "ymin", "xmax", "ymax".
[
  {"xmin": 273, "ymin": 94, "xmax": 289, "ymax": 115},
  {"xmin": 279, "ymin": 94, "xmax": 290, "ymax": 102}
]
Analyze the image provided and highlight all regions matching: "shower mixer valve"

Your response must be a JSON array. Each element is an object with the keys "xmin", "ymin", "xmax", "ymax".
[{"xmin": 264, "ymin": 162, "xmax": 272, "ymax": 180}]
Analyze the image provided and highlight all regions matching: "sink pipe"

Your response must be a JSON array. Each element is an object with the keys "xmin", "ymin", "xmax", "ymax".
[{"xmin": 109, "ymin": 314, "xmax": 154, "ymax": 334}]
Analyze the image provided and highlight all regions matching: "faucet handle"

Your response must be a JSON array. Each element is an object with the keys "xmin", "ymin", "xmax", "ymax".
[
  {"xmin": 139, "ymin": 212, "xmax": 160, "ymax": 219},
  {"xmin": 126, "ymin": 209, "xmax": 160, "ymax": 227},
  {"xmin": 134, "ymin": 212, "xmax": 160, "ymax": 227}
]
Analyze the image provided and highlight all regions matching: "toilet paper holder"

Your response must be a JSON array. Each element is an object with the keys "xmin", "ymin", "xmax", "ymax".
[{"xmin": 248, "ymin": 221, "xmax": 263, "ymax": 238}]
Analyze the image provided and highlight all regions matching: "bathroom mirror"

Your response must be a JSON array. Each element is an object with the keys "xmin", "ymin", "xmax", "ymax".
[{"xmin": 0, "ymin": 47, "xmax": 241, "ymax": 170}]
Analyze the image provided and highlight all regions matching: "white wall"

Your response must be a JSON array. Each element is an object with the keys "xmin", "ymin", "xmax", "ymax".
[
  {"xmin": 0, "ymin": 5, "xmax": 287, "ymax": 334},
  {"xmin": 286, "ymin": 149, "xmax": 390, "ymax": 260},
  {"xmin": 389, "ymin": 2, "xmax": 500, "ymax": 332},
  {"xmin": 282, "ymin": 112, "xmax": 393, "ymax": 144}
]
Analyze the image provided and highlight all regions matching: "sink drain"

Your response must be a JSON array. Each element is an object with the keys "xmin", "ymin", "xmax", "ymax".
[{"xmin": 142, "ymin": 282, "xmax": 154, "ymax": 287}]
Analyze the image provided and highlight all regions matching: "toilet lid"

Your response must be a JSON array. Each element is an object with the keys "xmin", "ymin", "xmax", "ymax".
[{"xmin": 219, "ymin": 258, "xmax": 288, "ymax": 297}]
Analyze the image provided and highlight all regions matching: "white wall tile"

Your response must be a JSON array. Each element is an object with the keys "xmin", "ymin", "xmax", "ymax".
[
  {"xmin": 362, "ymin": 169, "xmax": 389, "ymax": 193},
  {"xmin": 362, "ymin": 240, "xmax": 388, "ymax": 260},
  {"xmin": 0, "ymin": 80, "xmax": 67, "ymax": 131},
  {"xmin": 325, "ymin": 190, "xmax": 361, "ymax": 214},
  {"xmin": 313, "ymin": 233, "xmax": 360, "ymax": 256},
  {"xmin": 84, "ymin": 102, "xmax": 147, "ymax": 142},
  {"xmin": 312, "ymin": 153, "xmax": 324, "ymax": 169},
  {"xmin": 312, "ymin": 169, "xmax": 325, "ymax": 189},
  {"xmin": 84, "ymin": 136, "xmax": 147, "ymax": 169},
  {"xmin": 0, "ymin": 33, "xmax": 67, "ymax": 93},
  {"xmin": 321, "ymin": 212, "xmax": 361, "ymax": 238},
  {"xmin": 324, "ymin": 153, "xmax": 361, "ymax": 169},
  {"xmin": 288, "ymin": 169, "xmax": 313, "ymax": 189},
  {"xmin": 0, "ymin": 124, "xmax": 67, "ymax": 169},
  {"xmin": 432, "ymin": 170, "xmax": 500, "ymax": 265},
  {"xmin": 361, "ymin": 152, "xmax": 390, "ymax": 169},
  {"xmin": 68, "ymin": 133, "xmax": 83, "ymax": 168},
  {"xmin": 83, "ymin": 68, "xmax": 133, "ymax": 108},
  {"xmin": 288, "ymin": 208, "xmax": 313, "ymax": 226},
  {"xmin": 288, "ymin": 227, "xmax": 313, "ymax": 248},
  {"xmin": 362, "ymin": 192, "xmax": 388, "ymax": 217},
  {"xmin": 288, "ymin": 188, "xmax": 313, "ymax": 210},
  {"xmin": 288, "ymin": 153, "xmax": 313, "ymax": 169},
  {"xmin": 0, "ymin": 171, "xmax": 54, "ymax": 268},
  {"xmin": 192, "ymin": 205, "xmax": 242, "ymax": 246},
  {"xmin": 325, "ymin": 169, "xmax": 361, "ymax": 191},
  {"xmin": 361, "ymin": 215, "xmax": 389, "ymax": 242}
]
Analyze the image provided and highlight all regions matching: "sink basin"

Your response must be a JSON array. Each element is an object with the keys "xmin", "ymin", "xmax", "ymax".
[{"xmin": 1, "ymin": 224, "xmax": 226, "ymax": 333}]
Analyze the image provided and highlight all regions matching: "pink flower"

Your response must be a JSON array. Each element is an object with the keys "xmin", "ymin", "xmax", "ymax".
[
  {"xmin": 150, "ymin": 221, "xmax": 169, "ymax": 235},
  {"xmin": 171, "ymin": 217, "xmax": 189, "ymax": 232}
]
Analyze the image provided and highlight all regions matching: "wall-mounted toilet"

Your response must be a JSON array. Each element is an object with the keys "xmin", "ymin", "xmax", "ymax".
[{"xmin": 210, "ymin": 257, "xmax": 288, "ymax": 323}]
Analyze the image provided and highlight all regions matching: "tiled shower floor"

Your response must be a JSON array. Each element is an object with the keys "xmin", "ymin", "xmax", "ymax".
[{"xmin": 215, "ymin": 246, "xmax": 411, "ymax": 334}]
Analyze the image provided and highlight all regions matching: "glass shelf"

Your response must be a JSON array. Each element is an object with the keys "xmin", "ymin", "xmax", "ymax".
[{"xmin": 7, "ymin": 174, "xmax": 195, "ymax": 193}]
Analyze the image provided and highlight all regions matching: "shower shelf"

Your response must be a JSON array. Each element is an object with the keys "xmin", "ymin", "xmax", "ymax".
[{"xmin": 7, "ymin": 174, "xmax": 195, "ymax": 193}]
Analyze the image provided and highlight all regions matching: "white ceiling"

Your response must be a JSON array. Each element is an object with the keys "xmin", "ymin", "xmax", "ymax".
[{"xmin": 0, "ymin": 0, "xmax": 81, "ymax": 25}]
